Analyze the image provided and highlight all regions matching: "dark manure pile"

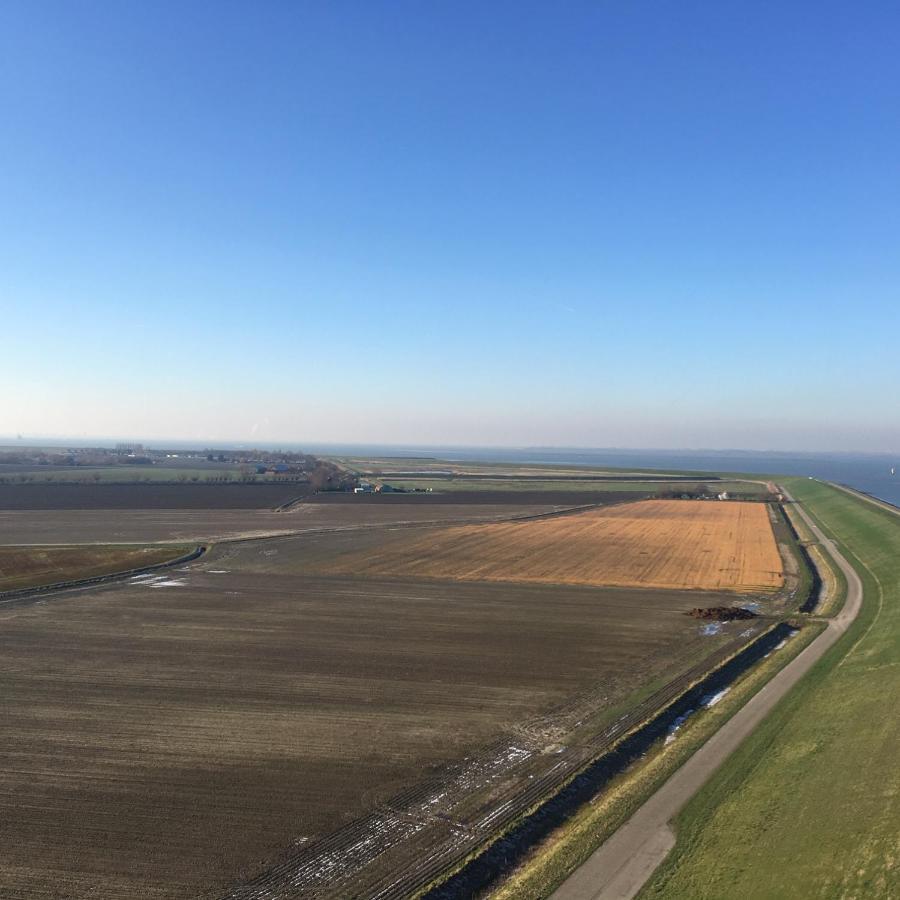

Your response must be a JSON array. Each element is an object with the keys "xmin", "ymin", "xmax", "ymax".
[{"xmin": 688, "ymin": 606, "xmax": 758, "ymax": 621}]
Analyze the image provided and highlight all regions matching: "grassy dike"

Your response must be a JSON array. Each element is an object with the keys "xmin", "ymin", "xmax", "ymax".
[{"xmin": 641, "ymin": 478, "xmax": 900, "ymax": 899}]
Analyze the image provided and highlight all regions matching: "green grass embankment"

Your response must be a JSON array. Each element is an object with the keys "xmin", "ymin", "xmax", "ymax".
[{"xmin": 641, "ymin": 478, "xmax": 900, "ymax": 899}]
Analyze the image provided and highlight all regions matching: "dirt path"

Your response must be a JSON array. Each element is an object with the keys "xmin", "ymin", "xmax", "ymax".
[{"xmin": 550, "ymin": 486, "xmax": 864, "ymax": 900}]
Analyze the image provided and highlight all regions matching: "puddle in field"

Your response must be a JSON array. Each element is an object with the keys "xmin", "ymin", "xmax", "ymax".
[{"xmin": 131, "ymin": 574, "xmax": 187, "ymax": 589}]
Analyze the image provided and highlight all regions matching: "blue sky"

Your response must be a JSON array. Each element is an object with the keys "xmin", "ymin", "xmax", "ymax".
[{"xmin": 2, "ymin": 1, "xmax": 898, "ymax": 450}]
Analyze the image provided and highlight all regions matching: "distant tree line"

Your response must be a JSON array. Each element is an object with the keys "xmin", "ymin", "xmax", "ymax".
[{"xmin": 656, "ymin": 484, "xmax": 714, "ymax": 499}]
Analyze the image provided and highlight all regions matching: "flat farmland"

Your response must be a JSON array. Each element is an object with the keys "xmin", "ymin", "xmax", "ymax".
[
  {"xmin": 302, "ymin": 489, "xmax": 641, "ymax": 504},
  {"xmin": 368, "ymin": 479, "xmax": 766, "ymax": 495},
  {"xmin": 0, "ymin": 483, "xmax": 311, "ymax": 509},
  {"xmin": 0, "ymin": 500, "xmax": 562, "ymax": 545},
  {"xmin": 0, "ymin": 537, "xmax": 744, "ymax": 899},
  {"xmin": 0, "ymin": 544, "xmax": 188, "ymax": 591},
  {"xmin": 301, "ymin": 499, "xmax": 785, "ymax": 593}
]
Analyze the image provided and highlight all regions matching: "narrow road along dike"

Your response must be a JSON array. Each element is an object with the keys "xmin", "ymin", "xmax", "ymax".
[{"xmin": 550, "ymin": 485, "xmax": 864, "ymax": 900}]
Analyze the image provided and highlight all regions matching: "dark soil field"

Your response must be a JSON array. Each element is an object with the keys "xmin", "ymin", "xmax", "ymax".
[
  {"xmin": 0, "ymin": 545, "xmax": 189, "ymax": 591},
  {"xmin": 0, "ymin": 483, "xmax": 312, "ymax": 510},
  {"xmin": 0, "ymin": 502, "xmax": 564, "ymax": 545},
  {"xmin": 0, "ymin": 532, "xmax": 742, "ymax": 900}
]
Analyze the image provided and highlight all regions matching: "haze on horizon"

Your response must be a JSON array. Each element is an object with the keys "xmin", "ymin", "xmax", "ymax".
[{"xmin": 3, "ymin": 2, "xmax": 898, "ymax": 454}]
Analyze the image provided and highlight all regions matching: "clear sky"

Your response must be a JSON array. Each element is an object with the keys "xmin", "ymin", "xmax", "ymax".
[{"xmin": 2, "ymin": 1, "xmax": 898, "ymax": 451}]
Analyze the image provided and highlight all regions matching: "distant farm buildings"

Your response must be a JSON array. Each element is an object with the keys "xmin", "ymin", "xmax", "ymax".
[{"xmin": 256, "ymin": 463, "xmax": 296, "ymax": 475}]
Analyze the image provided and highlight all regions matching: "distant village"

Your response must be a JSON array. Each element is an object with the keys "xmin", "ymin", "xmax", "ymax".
[{"xmin": 0, "ymin": 444, "xmax": 359, "ymax": 491}]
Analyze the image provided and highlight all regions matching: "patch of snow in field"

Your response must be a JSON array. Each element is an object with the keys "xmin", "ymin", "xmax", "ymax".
[
  {"xmin": 264, "ymin": 735, "xmax": 540, "ymax": 894},
  {"xmin": 700, "ymin": 622, "xmax": 723, "ymax": 636},
  {"xmin": 207, "ymin": 569, "xmax": 230, "ymax": 574},
  {"xmin": 739, "ymin": 627, "xmax": 756, "ymax": 638},
  {"xmin": 149, "ymin": 579, "xmax": 186, "ymax": 588},
  {"xmin": 130, "ymin": 574, "xmax": 157, "ymax": 582},
  {"xmin": 492, "ymin": 745, "xmax": 531, "ymax": 767}
]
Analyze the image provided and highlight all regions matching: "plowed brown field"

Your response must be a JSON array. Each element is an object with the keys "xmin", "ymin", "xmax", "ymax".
[
  {"xmin": 0, "ymin": 562, "xmax": 735, "ymax": 899},
  {"xmin": 318, "ymin": 500, "xmax": 783, "ymax": 592}
]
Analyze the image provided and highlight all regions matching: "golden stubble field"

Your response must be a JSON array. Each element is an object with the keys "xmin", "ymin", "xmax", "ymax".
[{"xmin": 315, "ymin": 500, "xmax": 784, "ymax": 593}]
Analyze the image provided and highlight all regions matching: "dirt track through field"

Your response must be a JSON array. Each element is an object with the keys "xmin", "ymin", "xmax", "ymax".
[{"xmin": 315, "ymin": 500, "xmax": 784, "ymax": 593}]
